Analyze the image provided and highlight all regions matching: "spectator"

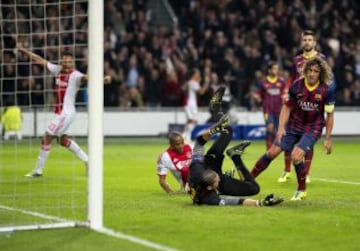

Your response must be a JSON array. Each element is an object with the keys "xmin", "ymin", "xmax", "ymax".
[
  {"xmin": 1, "ymin": 0, "xmax": 359, "ymax": 108},
  {"xmin": 161, "ymin": 56, "xmax": 186, "ymax": 107},
  {"xmin": 123, "ymin": 54, "xmax": 144, "ymax": 107},
  {"xmin": 1, "ymin": 100, "xmax": 23, "ymax": 141}
]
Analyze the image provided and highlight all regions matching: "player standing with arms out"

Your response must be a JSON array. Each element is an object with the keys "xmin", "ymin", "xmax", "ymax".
[
  {"xmin": 182, "ymin": 68, "xmax": 209, "ymax": 141},
  {"xmin": 252, "ymin": 61, "xmax": 285, "ymax": 150},
  {"xmin": 278, "ymin": 30, "xmax": 327, "ymax": 183},
  {"xmin": 251, "ymin": 58, "xmax": 335, "ymax": 200},
  {"xmin": 156, "ymin": 131, "xmax": 193, "ymax": 193},
  {"xmin": 17, "ymin": 42, "xmax": 110, "ymax": 177}
]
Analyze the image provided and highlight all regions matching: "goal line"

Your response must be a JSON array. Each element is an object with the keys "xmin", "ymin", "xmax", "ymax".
[
  {"xmin": 0, "ymin": 204, "xmax": 178, "ymax": 251},
  {"xmin": 0, "ymin": 204, "xmax": 88, "ymax": 233}
]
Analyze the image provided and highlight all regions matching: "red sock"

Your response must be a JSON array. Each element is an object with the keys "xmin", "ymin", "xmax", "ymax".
[
  {"xmin": 294, "ymin": 162, "xmax": 306, "ymax": 191},
  {"xmin": 251, "ymin": 154, "xmax": 272, "ymax": 178},
  {"xmin": 266, "ymin": 134, "xmax": 274, "ymax": 150},
  {"xmin": 304, "ymin": 150, "xmax": 314, "ymax": 176},
  {"xmin": 284, "ymin": 151, "xmax": 291, "ymax": 172}
]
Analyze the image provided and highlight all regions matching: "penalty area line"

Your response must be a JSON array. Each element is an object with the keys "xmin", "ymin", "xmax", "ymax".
[{"xmin": 312, "ymin": 178, "xmax": 360, "ymax": 185}]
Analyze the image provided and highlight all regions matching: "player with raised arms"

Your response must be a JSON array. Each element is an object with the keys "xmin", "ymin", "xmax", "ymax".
[{"xmin": 17, "ymin": 42, "xmax": 111, "ymax": 177}]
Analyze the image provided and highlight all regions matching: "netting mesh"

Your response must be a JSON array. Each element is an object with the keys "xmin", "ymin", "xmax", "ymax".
[{"xmin": 0, "ymin": 0, "xmax": 89, "ymax": 229}]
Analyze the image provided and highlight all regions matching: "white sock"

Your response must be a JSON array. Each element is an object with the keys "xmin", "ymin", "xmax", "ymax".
[
  {"xmin": 67, "ymin": 140, "xmax": 89, "ymax": 163},
  {"xmin": 183, "ymin": 123, "xmax": 196, "ymax": 141},
  {"xmin": 35, "ymin": 148, "xmax": 51, "ymax": 174}
]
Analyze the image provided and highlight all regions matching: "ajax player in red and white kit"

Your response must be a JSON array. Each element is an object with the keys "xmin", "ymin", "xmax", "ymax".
[
  {"xmin": 18, "ymin": 42, "xmax": 110, "ymax": 177},
  {"xmin": 157, "ymin": 131, "xmax": 193, "ymax": 193}
]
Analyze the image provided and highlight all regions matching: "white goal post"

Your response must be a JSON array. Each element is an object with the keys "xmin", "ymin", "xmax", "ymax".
[
  {"xmin": 0, "ymin": 0, "xmax": 103, "ymax": 232},
  {"xmin": 87, "ymin": 0, "xmax": 104, "ymax": 230}
]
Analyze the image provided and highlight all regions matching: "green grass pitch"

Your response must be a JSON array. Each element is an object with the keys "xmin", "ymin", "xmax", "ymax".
[{"xmin": 0, "ymin": 137, "xmax": 360, "ymax": 251}]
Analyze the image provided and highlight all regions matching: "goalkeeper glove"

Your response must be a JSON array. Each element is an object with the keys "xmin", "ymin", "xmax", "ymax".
[{"xmin": 260, "ymin": 194, "xmax": 284, "ymax": 206}]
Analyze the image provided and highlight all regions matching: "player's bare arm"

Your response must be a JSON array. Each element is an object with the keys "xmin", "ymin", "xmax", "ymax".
[
  {"xmin": 80, "ymin": 75, "xmax": 112, "ymax": 84},
  {"xmin": 251, "ymin": 91, "xmax": 262, "ymax": 103},
  {"xmin": 158, "ymin": 175, "xmax": 174, "ymax": 193},
  {"xmin": 17, "ymin": 42, "xmax": 47, "ymax": 67},
  {"xmin": 197, "ymin": 77, "xmax": 209, "ymax": 95},
  {"xmin": 171, "ymin": 53, "xmax": 187, "ymax": 74},
  {"xmin": 276, "ymin": 104, "xmax": 290, "ymax": 144},
  {"xmin": 323, "ymin": 112, "xmax": 334, "ymax": 154}
]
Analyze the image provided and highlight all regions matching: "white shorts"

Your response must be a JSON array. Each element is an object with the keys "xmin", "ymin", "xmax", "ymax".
[
  {"xmin": 46, "ymin": 113, "xmax": 75, "ymax": 136},
  {"xmin": 185, "ymin": 105, "xmax": 198, "ymax": 121}
]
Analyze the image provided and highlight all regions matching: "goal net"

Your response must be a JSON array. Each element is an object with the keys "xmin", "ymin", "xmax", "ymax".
[{"xmin": 0, "ymin": 0, "xmax": 100, "ymax": 232}]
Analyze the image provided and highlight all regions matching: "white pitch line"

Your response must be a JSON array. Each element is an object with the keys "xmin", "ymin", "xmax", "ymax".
[
  {"xmin": 0, "ymin": 205, "xmax": 69, "ymax": 222},
  {"xmin": 96, "ymin": 227, "xmax": 179, "ymax": 251},
  {"xmin": 312, "ymin": 178, "xmax": 360, "ymax": 185},
  {"xmin": 0, "ymin": 205, "xmax": 179, "ymax": 251}
]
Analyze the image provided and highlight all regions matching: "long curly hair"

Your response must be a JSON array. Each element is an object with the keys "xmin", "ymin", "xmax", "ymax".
[
  {"xmin": 193, "ymin": 169, "xmax": 218, "ymax": 205},
  {"xmin": 303, "ymin": 57, "xmax": 333, "ymax": 86}
]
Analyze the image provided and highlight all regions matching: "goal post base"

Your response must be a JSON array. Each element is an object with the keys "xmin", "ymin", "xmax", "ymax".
[{"xmin": 0, "ymin": 221, "xmax": 89, "ymax": 233}]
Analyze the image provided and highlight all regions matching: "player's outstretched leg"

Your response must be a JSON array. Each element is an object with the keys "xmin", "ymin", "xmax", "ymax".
[
  {"xmin": 226, "ymin": 140, "xmax": 251, "ymax": 157},
  {"xmin": 209, "ymin": 113, "xmax": 229, "ymax": 135},
  {"xmin": 209, "ymin": 86, "xmax": 226, "ymax": 121},
  {"xmin": 226, "ymin": 140, "xmax": 252, "ymax": 181}
]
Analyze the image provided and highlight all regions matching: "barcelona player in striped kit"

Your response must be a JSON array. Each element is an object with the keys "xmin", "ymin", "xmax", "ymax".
[
  {"xmin": 251, "ymin": 58, "xmax": 335, "ymax": 200},
  {"xmin": 252, "ymin": 61, "xmax": 286, "ymax": 150},
  {"xmin": 279, "ymin": 30, "xmax": 327, "ymax": 184}
]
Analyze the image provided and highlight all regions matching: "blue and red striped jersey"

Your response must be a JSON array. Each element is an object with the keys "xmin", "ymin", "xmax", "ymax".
[
  {"xmin": 291, "ymin": 52, "xmax": 326, "ymax": 81},
  {"xmin": 285, "ymin": 78, "xmax": 335, "ymax": 138},
  {"xmin": 256, "ymin": 76, "xmax": 285, "ymax": 114}
]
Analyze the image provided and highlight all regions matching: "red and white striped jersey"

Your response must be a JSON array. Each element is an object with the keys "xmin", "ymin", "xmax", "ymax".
[
  {"xmin": 157, "ymin": 144, "xmax": 193, "ymax": 188},
  {"xmin": 47, "ymin": 62, "xmax": 84, "ymax": 114}
]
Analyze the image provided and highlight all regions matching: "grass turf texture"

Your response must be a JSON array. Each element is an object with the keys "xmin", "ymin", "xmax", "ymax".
[{"xmin": 1, "ymin": 137, "xmax": 360, "ymax": 251}]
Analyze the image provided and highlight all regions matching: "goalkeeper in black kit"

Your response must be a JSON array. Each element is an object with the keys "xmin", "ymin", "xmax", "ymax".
[{"xmin": 188, "ymin": 88, "xmax": 283, "ymax": 207}]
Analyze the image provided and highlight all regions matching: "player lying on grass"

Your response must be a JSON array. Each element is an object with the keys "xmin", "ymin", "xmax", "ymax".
[
  {"xmin": 196, "ymin": 169, "xmax": 282, "ymax": 207},
  {"xmin": 156, "ymin": 87, "xmax": 226, "ymax": 193},
  {"xmin": 157, "ymin": 131, "xmax": 193, "ymax": 193},
  {"xmin": 188, "ymin": 114, "xmax": 283, "ymax": 207}
]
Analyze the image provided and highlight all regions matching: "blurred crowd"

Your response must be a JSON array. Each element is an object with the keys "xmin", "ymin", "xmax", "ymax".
[
  {"xmin": 1, "ymin": 0, "xmax": 360, "ymax": 109},
  {"xmin": 1, "ymin": 0, "xmax": 89, "ymax": 108}
]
